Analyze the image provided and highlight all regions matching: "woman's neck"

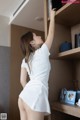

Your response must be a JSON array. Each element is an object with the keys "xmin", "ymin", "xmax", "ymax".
[{"xmin": 35, "ymin": 43, "xmax": 43, "ymax": 50}]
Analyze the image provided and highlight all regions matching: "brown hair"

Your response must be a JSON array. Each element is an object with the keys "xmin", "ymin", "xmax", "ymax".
[{"xmin": 20, "ymin": 31, "xmax": 35, "ymax": 62}]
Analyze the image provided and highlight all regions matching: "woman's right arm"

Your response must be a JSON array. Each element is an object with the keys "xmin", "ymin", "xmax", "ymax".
[
  {"xmin": 45, "ymin": 9, "xmax": 56, "ymax": 50},
  {"xmin": 20, "ymin": 67, "xmax": 27, "ymax": 88}
]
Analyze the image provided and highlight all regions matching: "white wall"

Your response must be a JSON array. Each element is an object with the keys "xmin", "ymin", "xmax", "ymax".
[{"xmin": 0, "ymin": 15, "xmax": 10, "ymax": 47}]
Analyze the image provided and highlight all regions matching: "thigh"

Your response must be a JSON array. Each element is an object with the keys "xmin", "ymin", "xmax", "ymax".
[
  {"xmin": 18, "ymin": 97, "xmax": 25, "ymax": 111},
  {"xmin": 22, "ymin": 101, "xmax": 45, "ymax": 120},
  {"xmin": 18, "ymin": 98, "xmax": 28, "ymax": 120},
  {"xmin": 28, "ymin": 111, "xmax": 44, "ymax": 120}
]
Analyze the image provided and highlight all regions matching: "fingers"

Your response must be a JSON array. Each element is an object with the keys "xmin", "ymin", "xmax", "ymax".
[
  {"xmin": 52, "ymin": 8, "xmax": 56, "ymax": 11},
  {"xmin": 50, "ymin": 8, "xmax": 56, "ymax": 14},
  {"xmin": 51, "ymin": 9, "xmax": 56, "ymax": 15}
]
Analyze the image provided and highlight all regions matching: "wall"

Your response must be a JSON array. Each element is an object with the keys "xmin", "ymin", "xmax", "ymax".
[
  {"xmin": 0, "ymin": 15, "xmax": 10, "ymax": 47},
  {"xmin": 0, "ymin": 15, "xmax": 10, "ymax": 116},
  {"xmin": 9, "ymin": 24, "xmax": 44, "ymax": 120},
  {"xmin": 0, "ymin": 46, "xmax": 10, "ymax": 113}
]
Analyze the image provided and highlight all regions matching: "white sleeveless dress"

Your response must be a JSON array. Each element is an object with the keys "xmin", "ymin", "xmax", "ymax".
[{"xmin": 19, "ymin": 43, "xmax": 51, "ymax": 116}]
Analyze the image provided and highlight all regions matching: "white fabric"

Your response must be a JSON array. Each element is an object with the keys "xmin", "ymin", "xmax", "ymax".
[{"xmin": 19, "ymin": 43, "xmax": 51, "ymax": 116}]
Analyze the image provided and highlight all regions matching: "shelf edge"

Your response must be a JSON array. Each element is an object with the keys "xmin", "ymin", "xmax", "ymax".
[{"xmin": 52, "ymin": 102, "xmax": 80, "ymax": 118}]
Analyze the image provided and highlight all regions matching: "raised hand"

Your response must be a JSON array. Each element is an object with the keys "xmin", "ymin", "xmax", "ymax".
[{"xmin": 50, "ymin": 8, "xmax": 56, "ymax": 21}]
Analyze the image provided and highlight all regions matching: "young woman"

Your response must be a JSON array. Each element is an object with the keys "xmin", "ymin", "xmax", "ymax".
[{"xmin": 18, "ymin": 9, "xmax": 55, "ymax": 120}]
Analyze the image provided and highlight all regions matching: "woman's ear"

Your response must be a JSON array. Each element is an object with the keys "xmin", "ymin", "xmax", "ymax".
[{"xmin": 30, "ymin": 41, "xmax": 35, "ymax": 45}]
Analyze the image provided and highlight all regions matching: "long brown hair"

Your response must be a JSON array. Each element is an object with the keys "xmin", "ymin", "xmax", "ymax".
[{"xmin": 20, "ymin": 31, "xmax": 35, "ymax": 62}]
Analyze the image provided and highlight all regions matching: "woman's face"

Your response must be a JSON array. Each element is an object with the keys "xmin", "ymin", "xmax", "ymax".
[{"xmin": 30, "ymin": 33, "xmax": 44, "ymax": 49}]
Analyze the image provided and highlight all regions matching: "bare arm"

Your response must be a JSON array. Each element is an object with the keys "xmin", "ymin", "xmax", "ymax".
[
  {"xmin": 45, "ymin": 9, "xmax": 56, "ymax": 50},
  {"xmin": 20, "ymin": 67, "xmax": 28, "ymax": 88}
]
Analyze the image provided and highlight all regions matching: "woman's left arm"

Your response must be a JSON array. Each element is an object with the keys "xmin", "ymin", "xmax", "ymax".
[{"xmin": 20, "ymin": 67, "xmax": 28, "ymax": 88}]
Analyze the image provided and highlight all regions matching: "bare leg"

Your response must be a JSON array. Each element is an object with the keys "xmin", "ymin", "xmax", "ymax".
[
  {"xmin": 22, "ymin": 100, "xmax": 45, "ymax": 120},
  {"xmin": 18, "ymin": 97, "xmax": 28, "ymax": 120}
]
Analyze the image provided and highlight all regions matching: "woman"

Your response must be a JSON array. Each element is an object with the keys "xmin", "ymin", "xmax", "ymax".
[{"xmin": 18, "ymin": 9, "xmax": 55, "ymax": 120}]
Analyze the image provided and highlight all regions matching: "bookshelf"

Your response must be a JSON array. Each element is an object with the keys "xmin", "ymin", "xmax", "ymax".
[
  {"xmin": 48, "ymin": 1, "xmax": 80, "ymax": 27},
  {"xmin": 44, "ymin": 0, "xmax": 80, "ymax": 119},
  {"xmin": 50, "ymin": 47, "xmax": 80, "ymax": 59},
  {"xmin": 52, "ymin": 102, "xmax": 80, "ymax": 118}
]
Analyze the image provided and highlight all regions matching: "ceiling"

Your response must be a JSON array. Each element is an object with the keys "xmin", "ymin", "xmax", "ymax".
[
  {"xmin": 0, "ymin": 0, "xmax": 24, "ymax": 17},
  {"xmin": 0, "ymin": 0, "xmax": 44, "ymax": 31}
]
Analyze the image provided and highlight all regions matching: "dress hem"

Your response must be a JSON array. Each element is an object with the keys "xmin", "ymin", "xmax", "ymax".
[{"xmin": 19, "ymin": 96, "xmax": 51, "ymax": 116}]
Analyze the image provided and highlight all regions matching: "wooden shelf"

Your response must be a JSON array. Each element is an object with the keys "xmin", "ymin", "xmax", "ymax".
[
  {"xmin": 50, "ymin": 47, "xmax": 80, "ymax": 59},
  {"xmin": 52, "ymin": 102, "xmax": 80, "ymax": 118},
  {"xmin": 48, "ymin": 0, "xmax": 80, "ymax": 27}
]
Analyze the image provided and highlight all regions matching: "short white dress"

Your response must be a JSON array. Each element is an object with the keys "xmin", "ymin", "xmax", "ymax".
[{"xmin": 19, "ymin": 43, "xmax": 51, "ymax": 116}]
